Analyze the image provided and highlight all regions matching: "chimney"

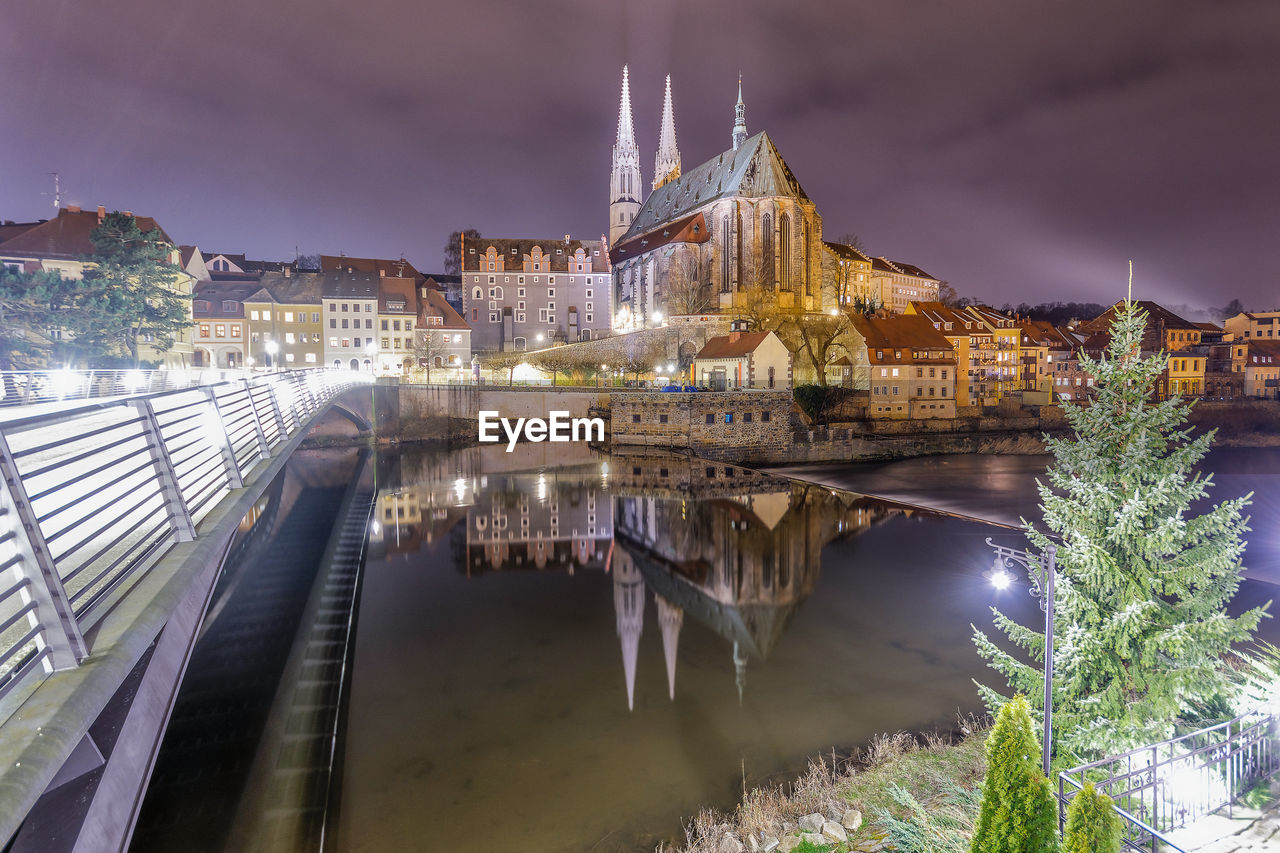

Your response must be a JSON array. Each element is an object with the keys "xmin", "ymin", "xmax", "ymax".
[
  {"xmin": 97, "ymin": 205, "xmax": 106, "ymax": 222},
  {"xmin": 67, "ymin": 205, "xmax": 81, "ymax": 214},
  {"xmin": 123, "ymin": 211, "xmax": 133, "ymax": 217},
  {"xmin": 728, "ymin": 331, "xmax": 741, "ymax": 344}
]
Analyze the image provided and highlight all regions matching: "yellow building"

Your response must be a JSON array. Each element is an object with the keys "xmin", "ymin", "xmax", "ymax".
[
  {"xmin": 1166, "ymin": 352, "xmax": 1206, "ymax": 397},
  {"xmin": 244, "ymin": 272, "xmax": 325, "ymax": 369},
  {"xmin": 963, "ymin": 306, "xmax": 1022, "ymax": 401}
]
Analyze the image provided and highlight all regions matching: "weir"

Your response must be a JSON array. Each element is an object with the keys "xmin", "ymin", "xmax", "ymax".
[{"xmin": 0, "ymin": 368, "xmax": 374, "ymax": 850}]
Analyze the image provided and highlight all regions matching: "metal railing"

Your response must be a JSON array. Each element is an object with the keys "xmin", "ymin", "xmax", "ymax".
[
  {"xmin": 0, "ymin": 368, "xmax": 370, "ymax": 715},
  {"xmin": 1058, "ymin": 709, "xmax": 1280, "ymax": 852},
  {"xmin": 0, "ymin": 368, "xmax": 258, "ymax": 409}
]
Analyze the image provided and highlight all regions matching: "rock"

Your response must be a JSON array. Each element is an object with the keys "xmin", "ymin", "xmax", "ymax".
[
  {"xmin": 821, "ymin": 820, "xmax": 848, "ymax": 843},
  {"xmin": 798, "ymin": 813, "xmax": 826, "ymax": 833},
  {"xmin": 800, "ymin": 832, "xmax": 829, "ymax": 847},
  {"xmin": 778, "ymin": 835, "xmax": 801, "ymax": 853},
  {"xmin": 719, "ymin": 834, "xmax": 745, "ymax": 853},
  {"xmin": 761, "ymin": 838, "xmax": 780, "ymax": 853},
  {"xmin": 841, "ymin": 808, "xmax": 863, "ymax": 832},
  {"xmin": 747, "ymin": 834, "xmax": 760, "ymax": 853}
]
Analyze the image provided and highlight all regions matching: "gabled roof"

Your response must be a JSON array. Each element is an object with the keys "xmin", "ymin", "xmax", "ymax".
[
  {"xmin": 619, "ymin": 131, "xmax": 810, "ymax": 244},
  {"xmin": 694, "ymin": 330, "xmax": 775, "ymax": 360},
  {"xmin": 321, "ymin": 254, "xmax": 421, "ymax": 279},
  {"xmin": 377, "ymin": 277, "xmax": 419, "ymax": 314},
  {"xmin": 851, "ymin": 313, "xmax": 955, "ymax": 354},
  {"xmin": 0, "ymin": 207, "xmax": 171, "ymax": 259},
  {"xmin": 610, "ymin": 212, "xmax": 709, "ymax": 263},
  {"xmin": 321, "ymin": 270, "xmax": 380, "ymax": 300},
  {"xmin": 908, "ymin": 301, "xmax": 990, "ymax": 334},
  {"xmin": 1082, "ymin": 300, "xmax": 1200, "ymax": 334},
  {"xmin": 192, "ymin": 282, "xmax": 260, "ymax": 318},
  {"xmin": 0, "ymin": 221, "xmax": 42, "ymax": 246},
  {"xmin": 252, "ymin": 271, "xmax": 326, "ymax": 304},
  {"xmin": 882, "ymin": 259, "xmax": 936, "ymax": 280},
  {"xmin": 1019, "ymin": 319, "xmax": 1084, "ymax": 350},
  {"xmin": 823, "ymin": 241, "xmax": 873, "ymax": 264},
  {"xmin": 421, "ymin": 290, "xmax": 469, "ymax": 330}
]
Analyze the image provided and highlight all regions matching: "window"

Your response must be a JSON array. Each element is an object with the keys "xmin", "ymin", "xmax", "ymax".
[
  {"xmin": 354, "ymin": 337, "xmax": 362, "ymax": 347},
  {"xmin": 724, "ymin": 413, "xmax": 733, "ymax": 424},
  {"xmin": 659, "ymin": 414, "xmax": 668, "ymax": 424},
  {"xmin": 631, "ymin": 414, "xmax": 640, "ymax": 423},
  {"xmin": 285, "ymin": 332, "xmax": 295, "ymax": 344},
  {"xmin": 381, "ymin": 338, "xmax": 390, "ymax": 349},
  {"xmin": 305, "ymin": 353, "xmax": 317, "ymax": 363},
  {"xmin": 381, "ymin": 319, "xmax": 389, "ymax": 330},
  {"xmin": 250, "ymin": 310, "xmax": 260, "ymax": 321},
  {"xmin": 585, "ymin": 288, "xmax": 593, "ymax": 298},
  {"xmin": 744, "ymin": 412, "xmax": 753, "ymax": 423},
  {"xmin": 330, "ymin": 336, "xmax": 338, "ymax": 347},
  {"xmin": 330, "ymin": 319, "xmax": 337, "ymax": 328},
  {"xmin": 231, "ymin": 324, "xmax": 241, "ymax": 337},
  {"xmin": 365, "ymin": 319, "xmax": 372, "ymax": 328},
  {"xmin": 341, "ymin": 303, "xmax": 349, "ymax": 312},
  {"xmin": 312, "ymin": 312, "xmax": 320, "ymax": 323},
  {"xmin": 221, "ymin": 300, "xmax": 236, "ymax": 312},
  {"xmin": 516, "ymin": 312, "xmax": 526, "ymax": 323},
  {"xmin": 341, "ymin": 319, "xmax": 349, "ymax": 329},
  {"xmin": 706, "ymin": 413, "xmax": 715, "ymax": 424},
  {"xmin": 198, "ymin": 323, "xmax": 211, "ymax": 337},
  {"xmin": 762, "ymin": 411, "xmax": 771, "ymax": 422},
  {"xmin": 489, "ymin": 312, "xmax": 498, "ymax": 323},
  {"xmin": 284, "ymin": 312, "xmax": 294, "ymax": 322}
]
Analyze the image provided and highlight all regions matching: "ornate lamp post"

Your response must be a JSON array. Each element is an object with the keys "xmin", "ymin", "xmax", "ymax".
[{"xmin": 986, "ymin": 537, "xmax": 1058, "ymax": 777}]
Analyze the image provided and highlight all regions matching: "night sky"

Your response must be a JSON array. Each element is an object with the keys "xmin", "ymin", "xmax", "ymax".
[{"xmin": 4, "ymin": 0, "xmax": 1278, "ymax": 309}]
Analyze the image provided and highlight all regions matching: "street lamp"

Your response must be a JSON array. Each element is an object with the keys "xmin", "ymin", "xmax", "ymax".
[
  {"xmin": 986, "ymin": 538, "xmax": 1058, "ymax": 777},
  {"xmin": 264, "ymin": 340, "xmax": 279, "ymax": 372},
  {"xmin": 364, "ymin": 340, "xmax": 377, "ymax": 373}
]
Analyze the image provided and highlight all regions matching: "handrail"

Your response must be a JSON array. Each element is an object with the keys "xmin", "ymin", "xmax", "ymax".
[
  {"xmin": 1058, "ymin": 708, "xmax": 1279, "ymax": 852},
  {"xmin": 0, "ymin": 368, "xmax": 256, "ymax": 409},
  {"xmin": 0, "ymin": 368, "xmax": 371, "ymax": 716},
  {"xmin": 1058, "ymin": 770, "xmax": 1186, "ymax": 852}
]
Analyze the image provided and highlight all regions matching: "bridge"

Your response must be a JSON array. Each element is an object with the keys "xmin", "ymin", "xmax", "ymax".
[{"xmin": 0, "ymin": 368, "xmax": 380, "ymax": 851}]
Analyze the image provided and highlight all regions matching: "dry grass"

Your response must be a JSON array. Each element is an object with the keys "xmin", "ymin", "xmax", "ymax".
[{"xmin": 658, "ymin": 713, "xmax": 992, "ymax": 853}]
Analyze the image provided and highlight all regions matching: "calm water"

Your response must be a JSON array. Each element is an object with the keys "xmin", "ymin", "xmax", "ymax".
[{"xmin": 133, "ymin": 444, "xmax": 1280, "ymax": 853}]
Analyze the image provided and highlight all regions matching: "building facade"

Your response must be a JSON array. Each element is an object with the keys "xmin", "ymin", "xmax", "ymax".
[
  {"xmin": 322, "ymin": 271, "xmax": 379, "ymax": 369},
  {"xmin": 461, "ymin": 237, "xmax": 612, "ymax": 352},
  {"xmin": 852, "ymin": 313, "xmax": 958, "ymax": 419},
  {"xmin": 692, "ymin": 330, "xmax": 792, "ymax": 390}
]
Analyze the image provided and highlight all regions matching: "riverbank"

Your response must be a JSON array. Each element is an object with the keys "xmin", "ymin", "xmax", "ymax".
[{"xmin": 659, "ymin": 720, "xmax": 989, "ymax": 853}]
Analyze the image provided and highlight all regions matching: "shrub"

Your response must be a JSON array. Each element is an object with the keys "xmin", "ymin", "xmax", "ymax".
[
  {"xmin": 970, "ymin": 695, "xmax": 1057, "ymax": 853},
  {"xmin": 792, "ymin": 384, "xmax": 853, "ymax": 423},
  {"xmin": 1061, "ymin": 783, "xmax": 1121, "ymax": 853}
]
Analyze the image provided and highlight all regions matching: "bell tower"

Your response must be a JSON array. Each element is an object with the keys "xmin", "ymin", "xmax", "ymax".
[{"xmin": 610, "ymin": 66, "xmax": 643, "ymax": 244}]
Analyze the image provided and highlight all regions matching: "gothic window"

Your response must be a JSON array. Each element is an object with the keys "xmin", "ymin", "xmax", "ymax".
[
  {"xmin": 721, "ymin": 215, "xmax": 731, "ymax": 293},
  {"xmin": 779, "ymin": 213, "xmax": 791, "ymax": 290},
  {"xmin": 803, "ymin": 220, "xmax": 811, "ymax": 296},
  {"xmin": 735, "ymin": 211, "xmax": 744, "ymax": 291},
  {"xmin": 761, "ymin": 213, "xmax": 774, "ymax": 290}
]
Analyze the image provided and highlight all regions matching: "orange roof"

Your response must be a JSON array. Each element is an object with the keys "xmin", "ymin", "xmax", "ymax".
[
  {"xmin": 852, "ymin": 313, "xmax": 955, "ymax": 354},
  {"xmin": 321, "ymin": 254, "xmax": 421, "ymax": 279},
  {"xmin": 377, "ymin": 276, "xmax": 419, "ymax": 314},
  {"xmin": 694, "ymin": 331, "xmax": 773, "ymax": 359},
  {"xmin": 421, "ymin": 289, "xmax": 469, "ymax": 330},
  {"xmin": 0, "ymin": 207, "xmax": 171, "ymax": 260}
]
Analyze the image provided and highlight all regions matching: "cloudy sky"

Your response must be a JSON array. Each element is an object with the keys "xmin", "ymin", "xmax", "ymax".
[{"xmin": 3, "ymin": 0, "xmax": 1278, "ymax": 308}]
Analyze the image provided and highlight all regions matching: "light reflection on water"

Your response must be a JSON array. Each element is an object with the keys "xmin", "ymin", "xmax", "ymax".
[{"xmin": 341, "ymin": 446, "xmax": 1044, "ymax": 853}]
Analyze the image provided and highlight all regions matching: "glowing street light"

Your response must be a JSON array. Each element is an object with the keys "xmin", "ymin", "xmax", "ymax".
[
  {"xmin": 986, "ymin": 538, "xmax": 1058, "ymax": 776},
  {"xmin": 651, "ymin": 310, "xmax": 663, "ymax": 325},
  {"xmin": 264, "ymin": 340, "xmax": 279, "ymax": 371}
]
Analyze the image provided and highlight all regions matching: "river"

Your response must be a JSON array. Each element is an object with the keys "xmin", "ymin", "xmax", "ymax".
[{"xmin": 130, "ymin": 444, "xmax": 1280, "ymax": 853}]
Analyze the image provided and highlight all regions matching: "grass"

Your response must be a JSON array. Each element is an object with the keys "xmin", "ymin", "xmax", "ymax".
[{"xmin": 657, "ymin": 715, "xmax": 990, "ymax": 853}]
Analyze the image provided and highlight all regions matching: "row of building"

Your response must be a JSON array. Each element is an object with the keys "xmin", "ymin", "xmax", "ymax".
[
  {"xmin": 691, "ymin": 300, "xmax": 1280, "ymax": 418},
  {"xmin": 0, "ymin": 205, "xmax": 471, "ymax": 373}
]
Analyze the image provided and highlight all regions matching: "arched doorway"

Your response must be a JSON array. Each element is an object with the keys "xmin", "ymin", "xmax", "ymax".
[{"xmin": 349, "ymin": 358, "xmax": 359, "ymax": 370}]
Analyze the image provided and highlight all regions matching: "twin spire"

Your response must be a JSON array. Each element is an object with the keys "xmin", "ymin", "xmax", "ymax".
[
  {"xmin": 654, "ymin": 75, "xmax": 680, "ymax": 190},
  {"xmin": 610, "ymin": 66, "xmax": 683, "ymax": 204}
]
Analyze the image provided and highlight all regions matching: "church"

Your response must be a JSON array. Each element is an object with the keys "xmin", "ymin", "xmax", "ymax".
[{"xmin": 607, "ymin": 68, "xmax": 938, "ymax": 330}]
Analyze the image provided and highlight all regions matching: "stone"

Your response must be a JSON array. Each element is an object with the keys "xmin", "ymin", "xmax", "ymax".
[
  {"xmin": 761, "ymin": 838, "xmax": 780, "ymax": 853},
  {"xmin": 841, "ymin": 808, "xmax": 863, "ymax": 832},
  {"xmin": 800, "ymin": 832, "xmax": 829, "ymax": 847},
  {"xmin": 821, "ymin": 820, "xmax": 848, "ymax": 843},
  {"xmin": 778, "ymin": 835, "xmax": 801, "ymax": 853},
  {"xmin": 719, "ymin": 834, "xmax": 745, "ymax": 853},
  {"xmin": 747, "ymin": 835, "xmax": 760, "ymax": 853},
  {"xmin": 798, "ymin": 813, "xmax": 826, "ymax": 833}
]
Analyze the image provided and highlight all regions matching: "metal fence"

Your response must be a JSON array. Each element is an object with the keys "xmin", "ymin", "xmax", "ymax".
[
  {"xmin": 1058, "ymin": 709, "xmax": 1280, "ymax": 852},
  {"xmin": 0, "ymin": 368, "xmax": 260, "ymax": 409},
  {"xmin": 0, "ymin": 368, "xmax": 369, "ymax": 715}
]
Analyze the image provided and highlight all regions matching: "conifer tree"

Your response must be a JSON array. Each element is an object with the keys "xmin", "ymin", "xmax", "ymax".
[
  {"xmin": 1062, "ymin": 782, "xmax": 1121, "ymax": 853},
  {"xmin": 973, "ymin": 298, "xmax": 1267, "ymax": 762},
  {"xmin": 970, "ymin": 695, "xmax": 1058, "ymax": 853}
]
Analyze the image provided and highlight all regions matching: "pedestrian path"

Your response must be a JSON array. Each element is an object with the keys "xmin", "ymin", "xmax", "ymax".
[{"xmin": 1173, "ymin": 783, "xmax": 1280, "ymax": 853}]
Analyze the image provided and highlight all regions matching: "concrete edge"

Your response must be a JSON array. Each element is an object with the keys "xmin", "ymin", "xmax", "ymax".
[{"xmin": 0, "ymin": 403, "xmax": 339, "ymax": 843}]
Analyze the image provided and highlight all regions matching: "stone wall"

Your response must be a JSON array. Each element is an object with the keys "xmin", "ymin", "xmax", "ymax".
[{"xmin": 609, "ymin": 391, "xmax": 794, "ymax": 462}]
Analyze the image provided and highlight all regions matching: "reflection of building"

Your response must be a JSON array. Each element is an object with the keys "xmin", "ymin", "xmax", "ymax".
[
  {"xmin": 466, "ymin": 471, "xmax": 613, "ymax": 574},
  {"xmin": 612, "ymin": 549, "xmax": 645, "ymax": 711}
]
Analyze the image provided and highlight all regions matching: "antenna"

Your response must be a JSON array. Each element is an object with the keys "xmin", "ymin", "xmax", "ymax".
[{"xmin": 44, "ymin": 172, "xmax": 61, "ymax": 209}]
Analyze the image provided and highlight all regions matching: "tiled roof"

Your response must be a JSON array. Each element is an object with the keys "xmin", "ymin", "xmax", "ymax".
[
  {"xmin": 421, "ymin": 290, "xmax": 469, "ymax": 330},
  {"xmin": 610, "ymin": 212, "xmax": 710, "ymax": 263},
  {"xmin": 0, "ymin": 208, "xmax": 172, "ymax": 259},
  {"xmin": 619, "ymin": 131, "xmax": 810, "ymax": 243},
  {"xmin": 852, "ymin": 313, "xmax": 955, "ymax": 354},
  {"xmin": 377, "ymin": 277, "xmax": 419, "ymax": 314},
  {"xmin": 822, "ymin": 241, "xmax": 873, "ymax": 264},
  {"xmin": 1082, "ymin": 300, "xmax": 1200, "ymax": 334},
  {"xmin": 908, "ymin": 302, "xmax": 988, "ymax": 334},
  {"xmin": 694, "ymin": 331, "xmax": 774, "ymax": 359},
  {"xmin": 461, "ymin": 236, "xmax": 610, "ymax": 273},
  {"xmin": 192, "ymin": 283, "xmax": 259, "ymax": 318},
  {"xmin": 886, "ymin": 259, "xmax": 936, "ymax": 280},
  {"xmin": 256, "ymin": 271, "xmax": 326, "ymax": 304},
  {"xmin": 321, "ymin": 270, "xmax": 381, "ymax": 300},
  {"xmin": 321, "ymin": 254, "xmax": 421, "ymax": 279}
]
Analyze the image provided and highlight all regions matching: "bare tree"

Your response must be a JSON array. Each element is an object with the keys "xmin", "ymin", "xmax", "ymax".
[
  {"xmin": 413, "ymin": 329, "xmax": 447, "ymax": 383},
  {"xmin": 778, "ymin": 311, "xmax": 860, "ymax": 387},
  {"xmin": 664, "ymin": 252, "xmax": 713, "ymax": 316},
  {"xmin": 834, "ymin": 232, "xmax": 867, "ymax": 253},
  {"xmin": 937, "ymin": 280, "xmax": 960, "ymax": 307}
]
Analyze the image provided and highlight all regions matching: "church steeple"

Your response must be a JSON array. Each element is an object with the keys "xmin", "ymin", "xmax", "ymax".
[
  {"xmin": 732, "ymin": 73, "xmax": 748, "ymax": 151},
  {"xmin": 653, "ymin": 74, "xmax": 681, "ymax": 191},
  {"xmin": 610, "ymin": 66, "xmax": 643, "ymax": 244}
]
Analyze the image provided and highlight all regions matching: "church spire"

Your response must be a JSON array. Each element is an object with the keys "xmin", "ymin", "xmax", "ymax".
[
  {"xmin": 732, "ymin": 73, "xmax": 747, "ymax": 151},
  {"xmin": 610, "ymin": 66, "xmax": 643, "ymax": 244},
  {"xmin": 653, "ymin": 74, "xmax": 681, "ymax": 190}
]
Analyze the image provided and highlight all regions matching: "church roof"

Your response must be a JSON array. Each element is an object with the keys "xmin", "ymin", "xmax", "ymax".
[
  {"xmin": 617, "ymin": 131, "xmax": 809, "ymax": 248},
  {"xmin": 609, "ymin": 212, "xmax": 709, "ymax": 263}
]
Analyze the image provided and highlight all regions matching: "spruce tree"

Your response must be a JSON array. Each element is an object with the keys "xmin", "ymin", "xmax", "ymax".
[
  {"xmin": 1062, "ymin": 782, "xmax": 1121, "ymax": 853},
  {"xmin": 970, "ymin": 695, "xmax": 1058, "ymax": 853},
  {"xmin": 973, "ymin": 298, "xmax": 1267, "ymax": 762}
]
